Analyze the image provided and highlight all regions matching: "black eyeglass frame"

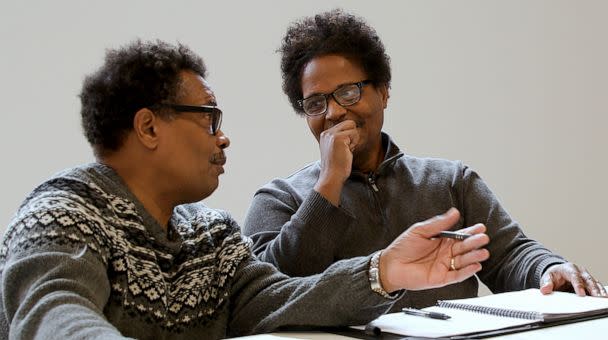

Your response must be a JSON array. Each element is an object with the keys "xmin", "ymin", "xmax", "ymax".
[
  {"xmin": 297, "ymin": 80, "xmax": 372, "ymax": 117},
  {"xmin": 157, "ymin": 104, "xmax": 223, "ymax": 135}
]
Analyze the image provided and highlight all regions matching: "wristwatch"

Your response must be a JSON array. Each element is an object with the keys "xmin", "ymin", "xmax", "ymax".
[{"xmin": 368, "ymin": 250, "xmax": 399, "ymax": 299}]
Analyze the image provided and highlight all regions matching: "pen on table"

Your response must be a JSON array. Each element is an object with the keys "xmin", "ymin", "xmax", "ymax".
[
  {"xmin": 402, "ymin": 307, "xmax": 451, "ymax": 320},
  {"xmin": 364, "ymin": 321, "xmax": 382, "ymax": 336},
  {"xmin": 434, "ymin": 231, "xmax": 471, "ymax": 240}
]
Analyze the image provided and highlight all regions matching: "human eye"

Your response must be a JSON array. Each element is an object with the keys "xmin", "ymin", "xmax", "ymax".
[
  {"xmin": 303, "ymin": 96, "xmax": 326, "ymax": 114},
  {"xmin": 336, "ymin": 84, "xmax": 359, "ymax": 101}
]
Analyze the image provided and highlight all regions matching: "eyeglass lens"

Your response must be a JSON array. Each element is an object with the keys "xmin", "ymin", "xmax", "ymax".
[
  {"xmin": 211, "ymin": 108, "xmax": 222, "ymax": 135},
  {"xmin": 302, "ymin": 83, "xmax": 362, "ymax": 116}
]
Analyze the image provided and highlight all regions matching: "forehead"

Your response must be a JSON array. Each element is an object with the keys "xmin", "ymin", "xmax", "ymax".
[
  {"xmin": 301, "ymin": 55, "xmax": 367, "ymax": 95},
  {"xmin": 176, "ymin": 70, "xmax": 216, "ymax": 105}
]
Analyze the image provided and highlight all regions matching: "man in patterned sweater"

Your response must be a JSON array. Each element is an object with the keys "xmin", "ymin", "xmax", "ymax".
[{"xmin": 0, "ymin": 40, "xmax": 490, "ymax": 339}]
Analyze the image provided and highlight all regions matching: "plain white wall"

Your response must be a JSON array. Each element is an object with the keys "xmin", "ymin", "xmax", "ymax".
[{"xmin": 1, "ymin": 1, "xmax": 606, "ymax": 287}]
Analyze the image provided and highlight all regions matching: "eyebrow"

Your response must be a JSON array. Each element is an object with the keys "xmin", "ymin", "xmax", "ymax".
[
  {"xmin": 200, "ymin": 97, "xmax": 217, "ymax": 106},
  {"xmin": 304, "ymin": 81, "xmax": 359, "ymax": 98}
]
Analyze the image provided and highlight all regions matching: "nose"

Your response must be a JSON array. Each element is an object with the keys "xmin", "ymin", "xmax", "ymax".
[
  {"xmin": 215, "ymin": 130, "xmax": 230, "ymax": 149},
  {"xmin": 324, "ymin": 96, "xmax": 347, "ymax": 122}
]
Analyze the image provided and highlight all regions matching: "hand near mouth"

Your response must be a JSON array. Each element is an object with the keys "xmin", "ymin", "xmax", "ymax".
[{"xmin": 314, "ymin": 120, "xmax": 360, "ymax": 206}]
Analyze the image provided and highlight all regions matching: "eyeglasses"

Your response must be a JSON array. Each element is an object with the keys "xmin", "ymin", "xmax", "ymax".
[
  {"xmin": 297, "ymin": 80, "xmax": 371, "ymax": 117},
  {"xmin": 160, "ymin": 104, "xmax": 223, "ymax": 135}
]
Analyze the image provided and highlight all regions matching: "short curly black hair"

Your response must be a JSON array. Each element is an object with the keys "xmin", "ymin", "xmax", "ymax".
[
  {"xmin": 80, "ymin": 39, "xmax": 206, "ymax": 155},
  {"xmin": 279, "ymin": 9, "xmax": 391, "ymax": 115}
]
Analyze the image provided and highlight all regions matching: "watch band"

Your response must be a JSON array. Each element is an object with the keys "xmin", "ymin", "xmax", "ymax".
[{"xmin": 368, "ymin": 250, "xmax": 399, "ymax": 299}]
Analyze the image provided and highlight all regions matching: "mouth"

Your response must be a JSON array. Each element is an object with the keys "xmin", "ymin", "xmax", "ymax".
[{"xmin": 210, "ymin": 152, "xmax": 226, "ymax": 166}]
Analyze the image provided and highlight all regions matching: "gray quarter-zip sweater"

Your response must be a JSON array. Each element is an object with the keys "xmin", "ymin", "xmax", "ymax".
[
  {"xmin": 0, "ymin": 163, "xmax": 397, "ymax": 340},
  {"xmin": 243, "ymin": 132, "xmax": 566, "ymax": 310}
]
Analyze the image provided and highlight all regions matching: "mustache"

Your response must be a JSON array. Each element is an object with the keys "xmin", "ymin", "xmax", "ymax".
[{"xmin": 210, "ymin": 152, "xmax": 226, "ymax": 165}]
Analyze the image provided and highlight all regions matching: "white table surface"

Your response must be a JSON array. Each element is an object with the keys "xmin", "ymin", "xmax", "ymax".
[{"xmin": 232, "ymin": 315, "xmax": 608, "ymax": 339}]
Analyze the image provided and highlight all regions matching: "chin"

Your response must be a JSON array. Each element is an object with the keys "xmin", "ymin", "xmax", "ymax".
[{"xmin": 203, "ymin": 179, "xmax": 220, "ymax": 197}]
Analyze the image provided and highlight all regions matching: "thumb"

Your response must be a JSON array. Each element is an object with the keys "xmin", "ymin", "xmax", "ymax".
[
  {"xmin": 412, "ymin": 208, "xmax": 460, "ymax": 238},
  {"xmin": 540, "ymin": 275, "xmax": 555, "ymax": 295}
]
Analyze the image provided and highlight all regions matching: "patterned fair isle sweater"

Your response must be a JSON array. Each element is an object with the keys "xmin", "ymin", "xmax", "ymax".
[{"xmin": 0, "ymin": 163, "xmax": 395, "ymax": 340}]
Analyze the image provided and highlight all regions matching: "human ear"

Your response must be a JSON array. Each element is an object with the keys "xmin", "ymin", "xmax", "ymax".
[
  {"xmin": 378, "ymin": 83, "xmax": 389, "ymax": 109},
  {"xmin": 132, "ymin": 108, "xmax": 159, "ymax": 150}
]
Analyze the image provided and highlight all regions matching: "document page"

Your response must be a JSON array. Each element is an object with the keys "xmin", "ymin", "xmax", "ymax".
[
  {"xmin": 353, "ymin": 289, "xmax": 608, "ymax": 338},
  {"xmin": 442, "ymin": 289, "xmax": 608, "ymax": 315},
  {"xmin": 355, "ymin": 307, "xmax": 534, "ymax": 338}
]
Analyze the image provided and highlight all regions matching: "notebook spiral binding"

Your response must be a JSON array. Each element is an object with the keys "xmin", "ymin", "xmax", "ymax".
[{"xmin": 437, "ymin": 301, "xmax": 544, "ymax": 321}]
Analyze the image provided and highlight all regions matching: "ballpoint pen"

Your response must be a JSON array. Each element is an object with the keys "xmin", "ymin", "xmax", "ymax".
[
  {"xmin": 434, "ymin": 231, "xmax": 471, "ymax": 240},
  {"xmin": 402, "ymin": 307, "xmax": 451, "ymax": 320}
]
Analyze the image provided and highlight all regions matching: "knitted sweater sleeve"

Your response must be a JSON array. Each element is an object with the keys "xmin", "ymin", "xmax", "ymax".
[
  {"xmin": 0, "ymin": 208, "xmax": 128, "ymax": 340},
  {"xmin": 227, "ymin": 255, "xmax": 396, "ymax": 337},
  {"xmin": 459, "ymin": 165, "xmax": 566, "ymax": 292},
  {"xmin": 243, "ymin": 184, "xmax": 353, "ymax": 276}
]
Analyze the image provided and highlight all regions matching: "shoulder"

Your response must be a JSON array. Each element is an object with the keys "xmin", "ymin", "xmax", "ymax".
[
  {"xmin": 173, "ymin": 203, "xmax": 236, "ymax": 230},
  {"xmin": 18, "ymin": 165, "xmax": 114, "ymax": 212},
  {"xmin": 396, "ymin": 155, "xmax": 469, "ymax": 185},
  {"xmin": 400, "ymin": 155, "xmax": 464, "ymax": 172},
  {"xmin": 1, "ymin": 166, "xmax": 117, "ymax": 264},
  {"xmin": 254, "ymin": 161, "xmax": 319, "ymax": 197},
  {"xmin": 173, "ymin": 203, "xmax": 250, "ymax": 247}
]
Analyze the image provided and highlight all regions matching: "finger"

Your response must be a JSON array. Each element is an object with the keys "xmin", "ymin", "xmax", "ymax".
[
  {"xmin": 344, "ymin": 128, "xmax": 360, "ymax": 151},
  {"xmin": 596, "ymin": 281, "xmax": 608, "ymax": 297},
  {"xmin": 581, "ymin": 271, "xmax": 601, "ymax": 296},
  {"xmin": 540, "ymin": 265, "xmax": 579, "ymax": 295},
  {"xmin": 570, "ymin": 273, "xmax": 587, "ymax": 297},
  {"xmin": 411, "ymin": 208, "xmax": 461, "ymax": 238},
  {"xmin": 452, "ymin": 249, "xmax": 490, "ymax": 270},
  {"xmin": 331, "ymin": 119, "xmax": 358, "ymax": 132},
  {"xmin": 451, "ymin": 233, "xmax": 490, "ymax": 255},
  {"xmin": 319, "ymin": 121, "xmax": 357, "ymax": 145},
  {"xmin": 445, "ymin": 263, "xmax": 483, "ymax": 284},
  {"xmin": 540, "ymin": 279, "xmax": 555, "ymax": 295},
  {"xmin": 457, "ymin": 223, "xmax": 487, "ymax": 236},
  {"xmin": 540, "ymin": 268, "xmax": 557, "ymax": 294}
]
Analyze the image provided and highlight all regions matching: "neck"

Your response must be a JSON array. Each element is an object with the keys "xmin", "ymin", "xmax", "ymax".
[{"xmin": 100, "ymin": 156, "xmax": 174, "ymax": 229}]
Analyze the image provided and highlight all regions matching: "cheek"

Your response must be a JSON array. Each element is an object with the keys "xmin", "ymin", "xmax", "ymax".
[
  {"xmin": 360, "ymin": 97, "xmax": 385, "ymax": 127},
  {"xmin": 306, "ymin": 117, "xmax": 324, "ymax": 142}
]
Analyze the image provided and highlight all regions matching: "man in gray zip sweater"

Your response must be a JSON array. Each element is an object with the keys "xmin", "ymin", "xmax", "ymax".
[
  {"xmin": 0, "ymin": 39, "xmax": 491, "ymax": 339},
  {"xmin": 243, "ymin": 9, "xmax": 606, "ymax": 310}
]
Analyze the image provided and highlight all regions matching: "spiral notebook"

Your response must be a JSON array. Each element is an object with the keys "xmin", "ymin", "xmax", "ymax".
[{"xmin": 354, "ymin": 288, "xmax": 608, "ymax": 338}]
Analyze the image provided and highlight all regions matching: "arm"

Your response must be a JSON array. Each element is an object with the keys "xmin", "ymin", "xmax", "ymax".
[
  {"xmin": 461, "ymin": 167, "xmax": 606, "ymax": 296},
  {"xmin": 1, "ymin": 211, "xmax": 128, "ymax": 339},
  {"xmin": 244, "ymin": 188, "xmax": 353, "ymax": 276},
  {"xmin": 228, "ymin": 256, "xmax": 394, "ymax": 337},
  {"xmin": 243, "ymin": 121, "xmax": 359, "ymax": 276},
  {"xmin": 231, "ymin": 208, "xmax": 490, "ymax": 336},
  {"xmin": 459, "ymin": 166, "xmax": 566, "ymax": 292}
]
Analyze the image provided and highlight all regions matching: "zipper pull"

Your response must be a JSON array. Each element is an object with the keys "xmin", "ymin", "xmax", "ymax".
[{"xmin": 368, "ymin": 173, "xmax": 379, "ymax": 192}]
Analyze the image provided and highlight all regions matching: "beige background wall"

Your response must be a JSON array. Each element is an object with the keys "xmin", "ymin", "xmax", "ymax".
[{"xmin": 1, "ymin": 1, "xmax": 606, "ymax": 287}]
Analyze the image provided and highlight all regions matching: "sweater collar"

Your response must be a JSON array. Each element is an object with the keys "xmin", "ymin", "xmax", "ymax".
[
  {"xmin": 349, "ymin": 132, "xmax": 404, "ymax": 179},
  {"xmin": 79, "ymin": 162, "xmax": 183, "ymax": 250}
]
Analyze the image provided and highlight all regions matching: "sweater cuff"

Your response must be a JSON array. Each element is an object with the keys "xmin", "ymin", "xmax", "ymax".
[{"xmin": 342, "ymin": 255, "xmax": 405, "ymax": 303}]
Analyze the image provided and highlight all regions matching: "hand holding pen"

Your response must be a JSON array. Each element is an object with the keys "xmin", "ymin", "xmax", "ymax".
[
  {"xmin": 375, "ymin": 208, "xmax": 490, "ymax": 293},
  {"xmin": 435, "ymin": 231, "xmax": 471, "ymax": 240}
]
